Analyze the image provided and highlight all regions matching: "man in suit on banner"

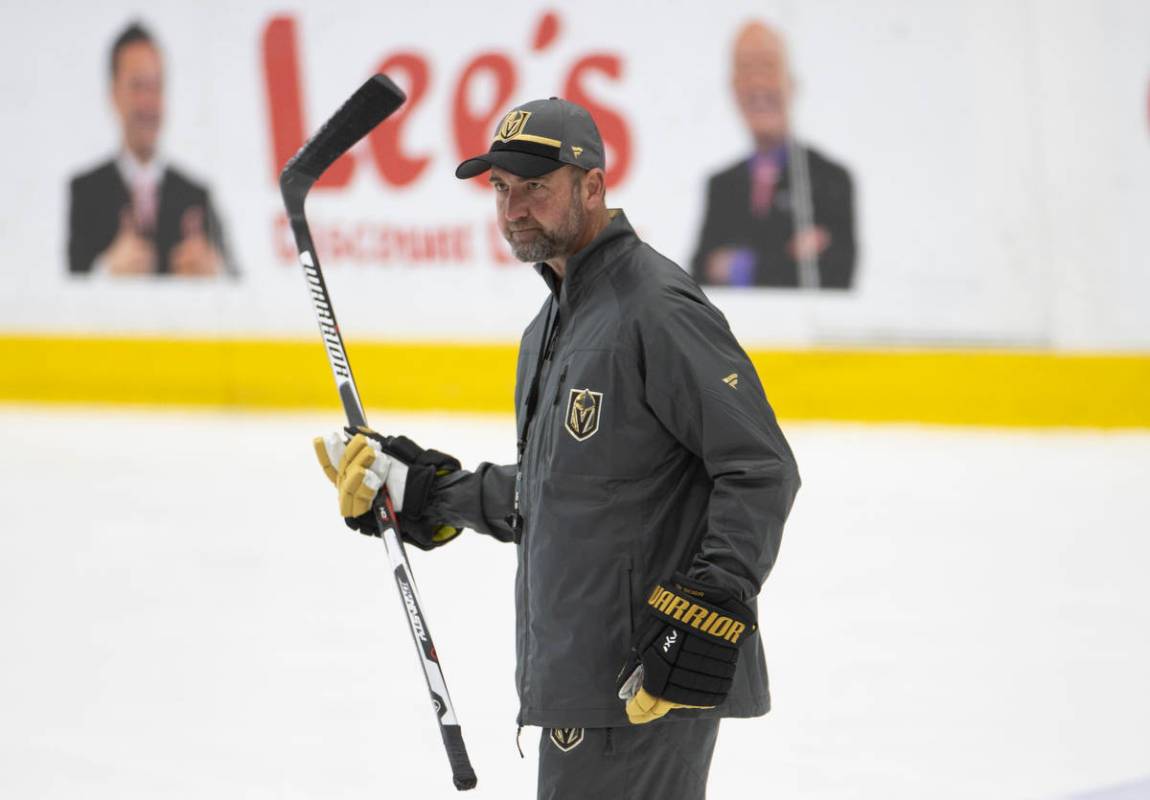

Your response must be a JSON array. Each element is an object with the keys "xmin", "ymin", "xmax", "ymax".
[
  {"xmin": 68, "ymin": 22, "xmax": 234, "ymax": 277},
  {"xmin": 691, "ymin": 21, "xmax": 856, "ymax": 289}
]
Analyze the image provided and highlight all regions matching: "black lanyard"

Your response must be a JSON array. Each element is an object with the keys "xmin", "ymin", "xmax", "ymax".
[{"xmin": 509, "ymin": 297, "xmax": 562, "ymax": 537}]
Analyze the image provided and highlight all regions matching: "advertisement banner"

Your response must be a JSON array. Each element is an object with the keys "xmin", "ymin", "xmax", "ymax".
[{"xmin": 2, "ymin": 0, "xmax": 1148, "ymax": 350}]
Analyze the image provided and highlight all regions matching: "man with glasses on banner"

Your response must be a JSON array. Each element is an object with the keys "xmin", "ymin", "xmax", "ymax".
[{"xmin": 692, "ymin": 20, "xmax": 857, "ymax": 289}]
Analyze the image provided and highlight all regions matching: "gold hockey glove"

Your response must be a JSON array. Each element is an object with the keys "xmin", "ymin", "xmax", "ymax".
[
  {"xmin": 312, "ymin": 428, "xmax": 463, "ymax": 550},
  {"xmin": 618, "ymin": 573, "xmax": 757, "ymax": 724}
]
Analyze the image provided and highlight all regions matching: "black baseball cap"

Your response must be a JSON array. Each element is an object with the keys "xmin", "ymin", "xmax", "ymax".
[{"xmin": 455, "ymin": 97, "xmax": 605, "ymax": 179}]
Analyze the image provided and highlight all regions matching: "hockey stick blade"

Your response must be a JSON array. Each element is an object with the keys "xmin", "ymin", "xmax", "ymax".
[{"xmin": 279, "ymin": 74, "xmax": 406, "ymax": 207}]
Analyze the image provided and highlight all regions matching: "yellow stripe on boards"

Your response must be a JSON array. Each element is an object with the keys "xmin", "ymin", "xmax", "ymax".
[
  {"xmin": 754, "ymin": 349, "xmax": 1150, "ymax": 428},
  {"xmin": 0, "ymin": 336, "xmax": 1148, "ymax": 428},
  {"xmin": 0, "ymin": 337, "xmax": 519, "ymax": 412}
]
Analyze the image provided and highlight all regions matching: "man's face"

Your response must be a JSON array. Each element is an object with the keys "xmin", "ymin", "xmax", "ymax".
[
  {"xmin": 489, "ymin": 165, "xmax": 587, "ymax": 263},
  {"xmin": 732, "ymin": 23, "xmax": 791, "ymax": 145},
  {"xmin": 112, "ymin": 41, "xmax": 164, "ymax": 161}
]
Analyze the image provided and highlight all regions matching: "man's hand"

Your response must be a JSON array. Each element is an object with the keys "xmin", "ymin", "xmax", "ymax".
[
  {"xmin": 313, "ymin": 431, "xmax": 402, "ymax": 518},
  {"xmin": 787, "ymin": 225, "xmax": 830, "ymax": 262},
  {"xmin": 703, "ymin": 247, "xmax": 738, "ymax": 284},
  {"xmin": 618, "ymin": 573, "xmax": 756, "ymax": 725},
  {"xmin": 104, "ymin": 209, "xmax": 157, "ymax": 275},
  {"xmin": 313, "ymin": 428, "xmax": 463, "ymax": 550},
  {"xmin": 170, "ymin": 207, "xmax": 223, "ymax": 276},
  {"xmin": 703, "ymin": 247, "xmax": 755, "ymax": 286}
]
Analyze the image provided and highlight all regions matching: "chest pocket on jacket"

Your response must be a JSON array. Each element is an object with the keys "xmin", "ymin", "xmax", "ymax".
[{"xmin": 547, "ymin": 348, "xmax": 675, "ymax": 479}]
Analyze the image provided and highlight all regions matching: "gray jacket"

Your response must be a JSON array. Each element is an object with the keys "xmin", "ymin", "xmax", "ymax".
[{"xmin": 434, "ymin": 211, "xmax": 800, "ymax": 728}]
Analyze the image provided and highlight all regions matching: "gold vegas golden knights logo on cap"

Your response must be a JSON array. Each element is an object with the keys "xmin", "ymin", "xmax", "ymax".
[
  {"xmin": 565, "ymin": 388, "xmax": 603, "ymax": 442},
  {"xmin": 495, "ymin": 110, "xmax": 532, "ymax": 142}
]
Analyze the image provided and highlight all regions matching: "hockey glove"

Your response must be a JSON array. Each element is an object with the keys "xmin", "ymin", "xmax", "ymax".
[
  {"xmin": 617, "ymin": 573, "xmax": 756, "ymax": 725},
  {"xmin": 313, "ymin": 428, "xmax": 463, "ymax": 550}
]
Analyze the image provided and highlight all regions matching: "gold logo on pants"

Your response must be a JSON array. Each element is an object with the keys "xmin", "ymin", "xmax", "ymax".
[
  {"xmin": 565, "ymin": 388, "xmax": 603, "ymax": 442},
  {"xmin": 550, "ymin": 727, "xmax": 584, "ymax": 752}
]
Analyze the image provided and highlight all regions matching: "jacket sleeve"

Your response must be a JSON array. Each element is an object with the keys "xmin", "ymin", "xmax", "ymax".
[
  {"xmin": 68, "ymin": 176, "xmax": 101, "ymax": 274},
  {"xmin": 637, "ymin": 282, "xmax": 800, "ymax": 600},
  {"xmin": 688, "ymin": 175, "xmax": 722, "ymax": 283},
  {"xmin": 427, "ymin": 462, "xmax": 518, "ymax": 543},
  {"xmin": 812, "ymin": 161, "xmax": 856, "ymax": 289},
  {"xmin": 202, "ymin": 189, "xmax": 240, "ymax": 278}
]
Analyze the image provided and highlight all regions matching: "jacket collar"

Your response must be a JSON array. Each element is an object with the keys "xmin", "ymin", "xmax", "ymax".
[{"xmin": 534, "ymin": 209, "xmax": 635, "ymax": 310}]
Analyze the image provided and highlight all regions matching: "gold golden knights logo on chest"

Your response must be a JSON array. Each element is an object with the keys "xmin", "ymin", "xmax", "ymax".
[{"xmin": 564, "ymin": 388, "xmax": 603, "ymax": 442}]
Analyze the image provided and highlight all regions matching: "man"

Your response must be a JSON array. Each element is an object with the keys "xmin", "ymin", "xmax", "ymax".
[
  {"xmin": 67, "ymin": 22, "xmax": 232, "ymax": 277},
  {"xmin": 691, "ymin": 21, "xmax": 856, "ymax": 289},
  {"xmin": 315, "ymin": 98, "xmax": 800, "ymax": 798}
]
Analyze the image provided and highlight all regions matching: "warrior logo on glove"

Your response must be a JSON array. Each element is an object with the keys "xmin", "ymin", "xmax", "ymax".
[{"xmin": 645, "ymin": 583, "xmax": 749, "ymax": 645}]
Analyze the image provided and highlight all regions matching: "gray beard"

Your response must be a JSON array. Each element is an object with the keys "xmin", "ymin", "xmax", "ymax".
[
  {"xmin": 506, "ymin": 183, "xmax": 585, "ymax": 263},
  {"xmin": 508, "ymin": 229, "xmax": 565, "ymax": 263}
]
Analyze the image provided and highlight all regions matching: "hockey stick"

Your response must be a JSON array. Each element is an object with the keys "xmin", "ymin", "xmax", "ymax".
[
  {"xmin": 785, "ymin": 136, "xmax": 821, "ymax": 290},
  {"xmin": 279, "ymin": 74, "xmax": 477, "ymax": 792}
]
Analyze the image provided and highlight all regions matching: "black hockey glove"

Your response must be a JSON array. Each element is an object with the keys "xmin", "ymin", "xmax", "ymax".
[
  {"xmin": 313, "ymin": 427, "xmax": 463, "ymax": 550},
  {"xmin": 617, "ymin": 573, "xmax": 757, "ymax": 724}
]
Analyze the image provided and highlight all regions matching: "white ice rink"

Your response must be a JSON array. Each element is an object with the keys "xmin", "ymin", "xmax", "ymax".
[{"xmin": 2, "ymin": 407, "xmax": 1148, "ymax": 799}]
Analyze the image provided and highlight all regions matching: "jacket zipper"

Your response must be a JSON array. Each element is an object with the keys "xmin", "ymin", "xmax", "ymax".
[
  {"xmin": 553, "ymin": 365, "xmax": 568, "ymax": 406},
  {"xmin": 517, "ymin": 309, "xmax": 562, "ymax": 720}
]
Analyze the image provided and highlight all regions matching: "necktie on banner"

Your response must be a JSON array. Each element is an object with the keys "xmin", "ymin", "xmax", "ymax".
[
  {"xmin": 132, "ymin": 173, "xmax": 158, "ymax": 234},
  {"xmin": 750, "ymin": 156, "xmax": 779, "ymax": 218}
]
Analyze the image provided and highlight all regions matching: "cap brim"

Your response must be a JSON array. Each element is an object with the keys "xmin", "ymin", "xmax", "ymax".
[{"xmin": 455, "ymin": 150, "xmax": 564, "ymax": 180}]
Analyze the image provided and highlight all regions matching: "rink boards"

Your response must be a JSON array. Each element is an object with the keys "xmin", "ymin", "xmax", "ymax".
[{"xmin": 2, "ymin": 335, "xmax": 1148, "ymax": 428}]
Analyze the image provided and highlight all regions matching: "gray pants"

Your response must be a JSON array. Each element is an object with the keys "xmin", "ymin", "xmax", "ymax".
[{"xmin": 537, "ymin": 718, "xmax": 721, "ymax": 800}]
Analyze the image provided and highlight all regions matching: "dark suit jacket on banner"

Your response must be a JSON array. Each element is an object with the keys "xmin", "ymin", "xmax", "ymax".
[
  {"xmin": 68, "ymin": 160, "xmax": 232, "ymax": 275},
  {"xmin": 691, "ymin": 145, "xmax": 856, "ymax": 289}
]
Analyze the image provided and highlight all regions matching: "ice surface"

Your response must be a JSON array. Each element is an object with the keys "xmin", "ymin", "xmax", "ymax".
[{"xmin": 1, "ymin": 407, "xmax": 1148, "ymax": 798}]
